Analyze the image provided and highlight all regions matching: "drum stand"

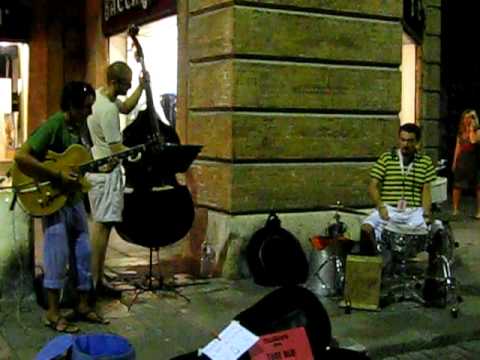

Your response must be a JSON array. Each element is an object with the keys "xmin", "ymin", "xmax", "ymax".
[
  {"xmin": 383, "ymin": 256, "xmax": 426, "ymax": 306},
  {"xmin": 423, "ymin": 252, "xmax": 460, "ymax": 316},
  {"xmin": 382, "ymin": 233, "xmax": 461, "ymax": 317}
]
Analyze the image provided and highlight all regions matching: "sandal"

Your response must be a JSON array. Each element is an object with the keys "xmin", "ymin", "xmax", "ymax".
[
  {"xmin": 44, "ymin": 316, "xmax": 80, "ymax": 333},
  {"xmin": 75, "ymin": 310, "xmax": 110, "ymax": 325}
]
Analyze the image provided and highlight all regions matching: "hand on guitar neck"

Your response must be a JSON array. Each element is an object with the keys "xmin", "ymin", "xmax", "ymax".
[{"xmin": 109, "ymin": 142, "xmax": 142, "ymax": 165}]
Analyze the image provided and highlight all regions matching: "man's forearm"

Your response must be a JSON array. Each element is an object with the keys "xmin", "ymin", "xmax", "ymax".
[
  {"xmin": 15, "ymin": 152, "xmax": 59, "ymax": 181},
  {"xmin": 121, "ymin": 84, "xmax": 144, "ymax": 114},
  {"xmin": 368, "ymin": 180, "xmax": 384, "ymax": 209},
  {"xmin": 422, "ymin": 183, "xmax": 432, "ymax": 215}
]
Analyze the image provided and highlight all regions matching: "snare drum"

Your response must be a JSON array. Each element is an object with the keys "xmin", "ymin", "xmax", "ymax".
[{"xmin": 380, "ymin": 227, "xmax": 429, "ymax": 260}]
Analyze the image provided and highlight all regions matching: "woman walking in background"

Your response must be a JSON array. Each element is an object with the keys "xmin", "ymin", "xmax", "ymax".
[{"xmin": 452, "ymin": 109, "xmax": 480, "ymax": 219}]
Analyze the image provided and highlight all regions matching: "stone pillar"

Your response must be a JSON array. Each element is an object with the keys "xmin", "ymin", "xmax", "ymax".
[
  {"xmin": 27, "ymin": 0, "xmax": 49, "ymax": 134},
  {"xmin": 28, "ymin": 0, "xmax": 90, "ymax": 134},
  {"xmin": 85, "ymin": 0, "xmax": 108, "ymax": 87},
  {"xmin": 180, "ymin": 0, "xmax": 407, "ymax": 278}
]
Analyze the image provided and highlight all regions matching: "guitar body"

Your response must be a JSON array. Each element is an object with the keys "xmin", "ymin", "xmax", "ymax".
[{"xmin": 11, "ymin": 144, "xmax": 92, "ymax": 217}]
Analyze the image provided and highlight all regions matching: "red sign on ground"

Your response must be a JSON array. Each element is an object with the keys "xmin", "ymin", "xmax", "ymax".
[{"xmin": 249, "ymin": 327, "xmax": 313, "ymax": 360}]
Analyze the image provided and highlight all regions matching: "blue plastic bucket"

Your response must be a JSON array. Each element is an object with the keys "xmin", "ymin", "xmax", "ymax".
[{"xmin": 71, "ymin": 333, "xmax": 135, "ymax": 360}]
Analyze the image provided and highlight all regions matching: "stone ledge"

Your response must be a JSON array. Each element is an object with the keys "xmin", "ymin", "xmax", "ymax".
[{"xmin": 203, "ymin": 209, "xmax": 369, "ymax": 279}]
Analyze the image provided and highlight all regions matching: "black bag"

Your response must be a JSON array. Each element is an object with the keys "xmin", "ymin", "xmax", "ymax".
[{"xmin": 246, "ymin": 212, "xmax": 308, "ymax": 286}]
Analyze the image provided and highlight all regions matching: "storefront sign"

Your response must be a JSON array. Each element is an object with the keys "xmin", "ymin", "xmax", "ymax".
[
  {"xmin": 403, "ymin": 0, "xmax": 426, "ymax": 42},
  {"xmin": 0, "ymin": 1, "xmax": 32, "ymax": 41},
  {"xmin": 102, "ymin": 0, "xmax": 175, "ymax": 36}
]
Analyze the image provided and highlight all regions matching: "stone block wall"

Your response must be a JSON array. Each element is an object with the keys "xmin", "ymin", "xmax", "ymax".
[
  {"xmin": 184, "ymin": 1, "xmax": 403, "ymax": 214},
  {"xmin": 422, "ymin": 0, "xmax": 442, "ymax": 162},
  {"xmin": 178, "ymin": 0, "xmax": 410, "ymax": 277}
]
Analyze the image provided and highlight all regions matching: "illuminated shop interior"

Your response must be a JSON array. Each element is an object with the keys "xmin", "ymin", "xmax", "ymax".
[
  {"xmin": 0, "ymin": 41, "xmax": 29, "ymax": 162},
  {"xmin": 108, "ymin": 16, "xmax": 178, "ymax": 130}
]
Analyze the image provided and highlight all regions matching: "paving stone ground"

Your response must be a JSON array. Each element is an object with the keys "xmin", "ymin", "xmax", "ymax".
[{"xmin": 1, "ymin": 197, "xmax": 480, "ymax": 359}]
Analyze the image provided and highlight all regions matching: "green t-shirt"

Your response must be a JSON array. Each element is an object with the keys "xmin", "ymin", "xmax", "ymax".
[
  {"xmin": 28, "ymin": 112, "xmax": 80, "ymax": 159},
  {"xmin": 27, "ymin": 112, "xmax": 83, "ymax": 205}
]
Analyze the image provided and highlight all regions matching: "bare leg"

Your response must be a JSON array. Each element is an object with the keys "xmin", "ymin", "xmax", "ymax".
[
  {"xmin": 77, "ymin": 291, "xmax": 91, "ymax": 314},
  {"xmin": 90, "ymin": 222, "xmax": 112, "ymax": 287},
  {"xmin": 46, "ymin": 289, "xmax": 61, "ymax": 322},
  {"xmin": 76, "ymin": 290, "xmax": 110, "ymax": 324},
  {"xmin": 45, "ymin": 289, "xmax": 80, "ymax": 332},
  {"xmin": 359, "ymin": 224, "xmax": 377, "ymax": 255},
  {"xmin": 452, "ymin": 187, "xmax": 462, "ymax": 216}
]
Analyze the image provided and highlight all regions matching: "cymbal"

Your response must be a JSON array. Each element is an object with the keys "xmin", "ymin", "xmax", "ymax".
[{"xmin": 327, "ymin": 204, "xmax": 369, "ymax": 216}]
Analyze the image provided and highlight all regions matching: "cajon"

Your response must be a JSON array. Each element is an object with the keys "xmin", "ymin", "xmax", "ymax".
[{"xmin": 342, "ymin": 255, "xmax": 383, "ymax": 311}]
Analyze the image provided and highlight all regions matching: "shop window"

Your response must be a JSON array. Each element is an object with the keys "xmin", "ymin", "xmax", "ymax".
[
  {"xmin": 0, "ymin": 42, "xmax": 29, "ymax": 162},
  {"xmin": 400, "ymin": 32, "xmax": 422, "ymax": 125}
]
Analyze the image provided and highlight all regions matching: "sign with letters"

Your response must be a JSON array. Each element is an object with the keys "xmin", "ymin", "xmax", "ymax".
[
  {"xmin": 249, "ymin": 327, "xmax": 314, "ymax": 360},
  {"xmin": 102, "ymin": 0, "xmax": 176, "ymax": 36}
]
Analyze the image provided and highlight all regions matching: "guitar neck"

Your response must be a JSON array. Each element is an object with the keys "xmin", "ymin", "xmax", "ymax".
[{"xmin": 79, "ymin": 144, "xmax": 145, "ymax": 173}]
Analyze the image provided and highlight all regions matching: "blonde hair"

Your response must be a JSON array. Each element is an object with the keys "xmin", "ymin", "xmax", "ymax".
[{"xmin": 458, "ymin": 109, "xmax": 479, "ymax": 141}]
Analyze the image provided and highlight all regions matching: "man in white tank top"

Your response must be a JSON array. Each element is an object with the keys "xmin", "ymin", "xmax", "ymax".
[{"xmin": 87, "ymin": 61, "xmax": 145, "ymax": 296}]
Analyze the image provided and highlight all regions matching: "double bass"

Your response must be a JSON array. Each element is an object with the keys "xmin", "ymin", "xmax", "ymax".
[{"xmin": 115, "ymin": 25, "xmax": 202, "ymax": 248}]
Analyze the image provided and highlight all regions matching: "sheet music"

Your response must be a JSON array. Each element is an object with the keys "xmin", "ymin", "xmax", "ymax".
[{"xmin": 200, "ymin": 321, "xmax": 259, "ymax": 360}]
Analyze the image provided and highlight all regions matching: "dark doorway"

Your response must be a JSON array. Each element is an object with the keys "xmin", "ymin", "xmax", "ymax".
[{"xmin": 441, "ymin": 1, "xmax": 480, "ymax": 167}]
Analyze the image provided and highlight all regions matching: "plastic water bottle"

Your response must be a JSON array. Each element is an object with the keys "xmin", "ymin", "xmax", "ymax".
[{"xmin": 200, "ymin": 240, "xmax": 216, "ymax": 278}]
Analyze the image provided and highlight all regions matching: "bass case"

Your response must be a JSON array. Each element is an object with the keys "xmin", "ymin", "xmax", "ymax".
[
  {"xmin": 170, "ymin": 286, "xmax": 370, "ymax": 359},
  {"xmin": 246, "ymin": 212, "xmax": 308, "ymax": 286}
]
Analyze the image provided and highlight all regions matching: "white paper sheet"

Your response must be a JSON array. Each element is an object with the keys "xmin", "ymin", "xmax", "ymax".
[{"xmin": 199, "ymin": 321, "xmax": 259, "ymax": 360}]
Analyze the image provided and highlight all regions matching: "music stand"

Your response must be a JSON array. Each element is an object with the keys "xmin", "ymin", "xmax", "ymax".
[
  {"xmin": 121, "ymin": 246, "xmax": 211, "ymax": 311},
  {"xmin": 152, "ymin": 143, "xmax": 203, "ymax": 173}
]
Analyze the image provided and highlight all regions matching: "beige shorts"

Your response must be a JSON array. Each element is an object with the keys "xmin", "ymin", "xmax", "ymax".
[
  {"xmin": 362, "ymin": 205, "xmax": 427, "ymax": 241},
  {"xmin": 86, "ymin": 166, "xmax": 124, "ymax": 223}
]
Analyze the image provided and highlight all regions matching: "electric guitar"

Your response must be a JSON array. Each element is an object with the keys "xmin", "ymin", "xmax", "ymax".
[{"xmin": 10, "ymin": 143, "xmax": 146, "ymax": 217}]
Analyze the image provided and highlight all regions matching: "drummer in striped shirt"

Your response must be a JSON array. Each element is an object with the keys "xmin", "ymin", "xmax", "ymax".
[{"xmin": 360, "ymin": 123, "xmax": 436, "ymax": 255}]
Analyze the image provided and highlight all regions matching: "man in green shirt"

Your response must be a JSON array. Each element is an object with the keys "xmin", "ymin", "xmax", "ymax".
[{"xmin": 15, "ymin": 81, "xmax": 108, "ymax": 333}]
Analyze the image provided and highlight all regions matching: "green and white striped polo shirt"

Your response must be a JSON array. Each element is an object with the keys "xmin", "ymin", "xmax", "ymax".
[{"xmin": 370, "ymin": 150, "xmax": 436, "ymax": 207}]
